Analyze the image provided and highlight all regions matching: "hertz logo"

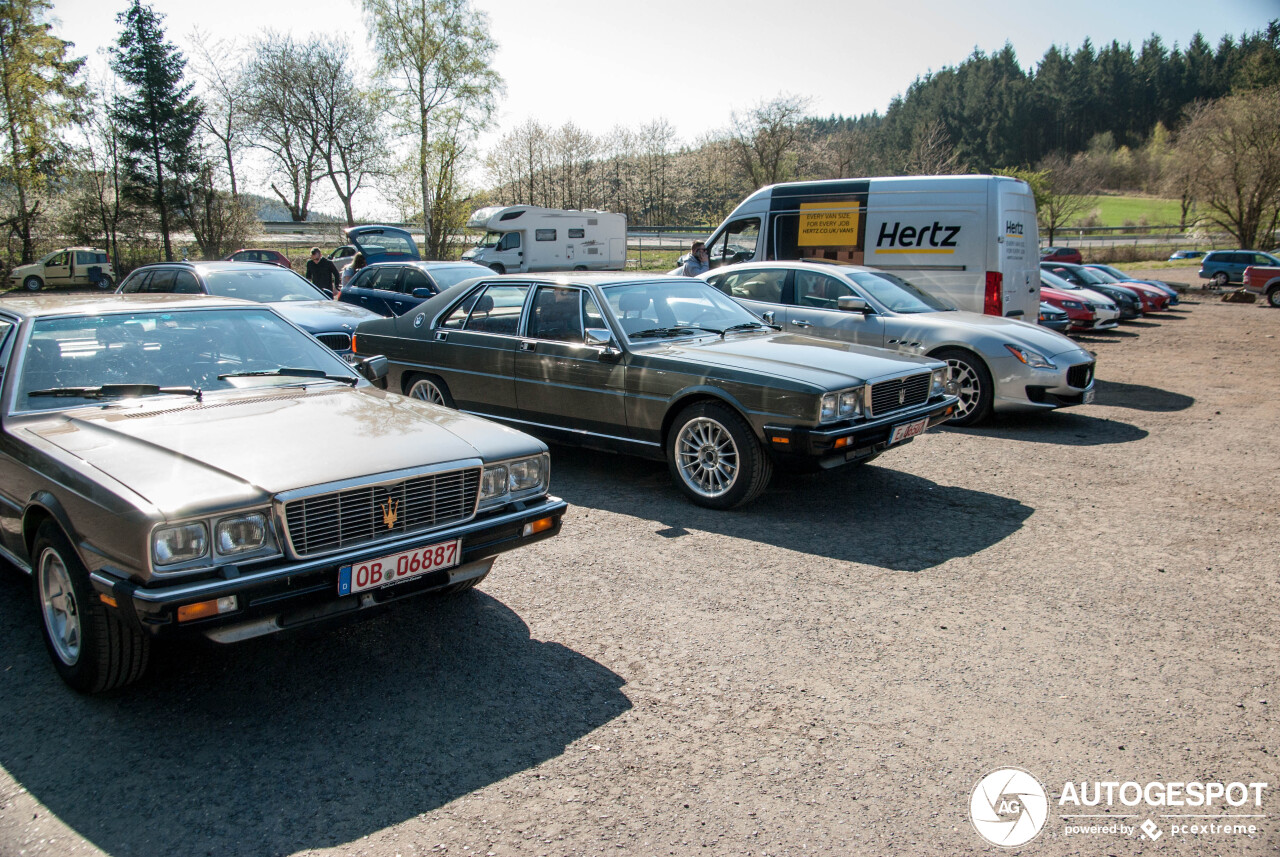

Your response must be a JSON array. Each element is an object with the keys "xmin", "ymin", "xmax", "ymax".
[
  {"xmin": 875, "ymin": 221, "xmax": 959, "ymax": 253},
  {"xmin": 1005, "ymin": 219, "xmax": 1024, "ymax": 235}
]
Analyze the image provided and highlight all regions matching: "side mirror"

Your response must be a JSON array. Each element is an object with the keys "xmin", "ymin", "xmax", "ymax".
[
  {"xmin": 411, "ymin": 288, "xmax": 434, "ymax": 299},
  {"xmin": 837, "ymin": 296, "xmax": 871, "ymax": 313},
  {"xmin": 585, "ymin": 328, "xmax": 621, "ymax": 361},
  {"xmin": 353, "ymin": 354, "xmax": 388, "ymax": 383}
]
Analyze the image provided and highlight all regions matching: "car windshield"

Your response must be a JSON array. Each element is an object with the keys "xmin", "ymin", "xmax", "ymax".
[
  {"xmin": 203, "ymin": 268, "xmax": 327, "ymax": 302},
  {"xmin": 845, "ymin": 270, "xmax": 954, "ymax": 313},
  {"xmin": 1040, "ymin": 270, "xmax": 1077, "ymax": 291},
  {"xmin": 604, "ymin": 280, "xmax": 766, "ymax": 340},
  {"xmin": 15, "ymin": 307, "xmax": 355, "ymax": 412},
  {"xmin": 1085, "ymin": 268, "xmax": 1120, "ymax": 283},
  {"xmin": 429, "ymin": 265, "xmax": 486, "ymax": 290},
  {"xmin": 1064, "ymin": 266, "xmax": 1107, "ymax": 285}
]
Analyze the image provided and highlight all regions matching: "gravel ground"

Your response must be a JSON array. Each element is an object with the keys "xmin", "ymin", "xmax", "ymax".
[{"xmin": 0, "ymin": 270, "xmax": 1276, "ymax": 856}]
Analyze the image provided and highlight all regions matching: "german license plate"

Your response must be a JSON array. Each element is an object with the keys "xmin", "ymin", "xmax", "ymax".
[
  {"xmin": 889, "ymin": 417, "xmax": 929, "ymax": 445},
  {"xmin": 1083, "ymin": 388, "xmax": 1096, "ymax": 404},
  {"xmin": 338, "ymin": 539, "xmax": 461, "ymax": 596}
]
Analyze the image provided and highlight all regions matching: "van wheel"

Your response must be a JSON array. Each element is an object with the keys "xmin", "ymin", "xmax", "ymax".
[
  {"xmin": 1213, "ymin": 271, "xmax": 1229, "ymax": 287},
  {"xmin": 935, "ymin": 348, "xmax": 993, "ymax": 427},
  {"xmin": 1268, "ymin": 286, "xmax": 1280, "ymax": 308},
  {"xmin": 33, "ymin": 521, "xmax": 149, "ymax": 693},
  {"xmin": 407, "ymin": 375, "xmax": 455, "ymax": 408},
  {"xmin": 23, "ymin": 276, "xmax": 42, "ymax": 292},
  {"xmin": 488, "ymin": 263, "xmax": 505, "ymax": 274},
  {"xmin": 667, "ymin": 401, "xmax": 772, "ymax": 509},
  {"xmin": 573, "ymin": 265, "xmax": 587, "ymax": 271}
]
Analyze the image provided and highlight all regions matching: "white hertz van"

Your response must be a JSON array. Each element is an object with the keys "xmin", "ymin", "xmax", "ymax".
[
  {"xmin": 462, "ymin": 205, "xmax": 627, "ymax": 274},
  {"xmin": 700, "ymin": 175, "xmax": 1040, "ymax": 319}
]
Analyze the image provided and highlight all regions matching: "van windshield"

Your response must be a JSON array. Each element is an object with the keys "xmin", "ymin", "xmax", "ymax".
[{"xmin": 477, "ymin": 231, "xmax": 502, "ymax": 249}]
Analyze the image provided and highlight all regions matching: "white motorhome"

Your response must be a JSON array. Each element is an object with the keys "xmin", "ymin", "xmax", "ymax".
[
  {"xmin": 462, "ymin": 205, "xmax": 627, "ymax": 273},
  {"xmin": 700, "ymin": 175, "xmax": 1040, "ymax": 319}
]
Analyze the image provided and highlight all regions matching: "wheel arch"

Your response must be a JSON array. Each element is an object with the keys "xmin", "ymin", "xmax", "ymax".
[
  {"xmin": 660, "ymin": 388, "xmax": 755, "ymax": 454},
  {"xmin": 23, "ymin": 493, "xmax": 79, "ymax": 563}
]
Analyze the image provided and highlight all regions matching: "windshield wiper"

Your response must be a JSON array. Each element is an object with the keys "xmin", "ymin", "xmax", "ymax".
[
  {"xmin": 217, "ymin": 368, "xmax": 357, "ymax": 385},
  {"xmin": 628, "ymin": 326, "xmax": 722, "ymax": 339},
  {"xmin": 28, "ymin": 384, "xmax": 203, "ymax": 400},
  {"xmin": 720, "ymin": 321, "xmax": 776, "ymax": 336}
]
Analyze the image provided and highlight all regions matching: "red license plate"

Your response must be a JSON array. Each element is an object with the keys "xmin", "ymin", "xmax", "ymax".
[
  {"xmin": 338, "ymin": 539, "xmax": 461, "ymax": 595},
  {"xmin": 889, "ymin": 417, "xmax": 928, "ymax": 445}
]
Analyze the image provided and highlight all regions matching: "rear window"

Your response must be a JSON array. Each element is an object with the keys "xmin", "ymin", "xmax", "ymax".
[{"xmin": 203, "ymin": 268, "xmax": 326, "ymax": 302}]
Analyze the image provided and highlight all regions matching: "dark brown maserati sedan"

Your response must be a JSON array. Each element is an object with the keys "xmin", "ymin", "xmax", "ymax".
[
  {"xmin": 0, "ymin": 295, "xmax": 565, "ymax": 692},
  {"xmin": 353, "ymin": 274, "xmax": 960, "ymax": 509}
]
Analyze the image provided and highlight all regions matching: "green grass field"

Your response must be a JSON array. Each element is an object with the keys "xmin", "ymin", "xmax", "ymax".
[{"xmin": 1069, "ymin": 194, "xmax": 1185, "ymax": 227}]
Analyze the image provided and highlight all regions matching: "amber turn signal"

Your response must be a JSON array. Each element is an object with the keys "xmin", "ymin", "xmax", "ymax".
[
  {"xmin": 177, "ymin": 595, "xmax": 238, "ymax": 623},
  {"xmin": 523, "ymin": 517, "xmax": 555, "ymax": 537}
]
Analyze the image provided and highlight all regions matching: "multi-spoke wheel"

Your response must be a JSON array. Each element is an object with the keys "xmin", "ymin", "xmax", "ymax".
[
  {"xmin": 32, "ymin": 521, "xmax": 149, "ymax": 693},
  {"xmin": 407, "ymin": 376, "xmax": 454, "ymax": 408},
  {"xmin": 934, "ymin": 348, "xmax": 993, "ymax": 427},
  {"xmin": 1213, "ymin": 271, "xmax": 1229, "ymax": 288},
  {"xmin": 666, "ymin": 402, "xmax": 772, "ymax": 509}
]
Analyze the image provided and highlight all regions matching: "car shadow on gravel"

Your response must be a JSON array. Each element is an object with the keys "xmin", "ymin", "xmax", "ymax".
[
  {"xmin": 0, "ymin": 569, "xmax": 630, "ymax": 857},
  {"xmin": 1091, "ymin": 379, "xmax": 1194, "ymax": 412},
  {"xmin": 946, "ymin": 409, "xmax": 1148, "ymax": 444},
  {"xmin": 550, "ymin": 447, "xmax": 1032, "ymax": 571}
]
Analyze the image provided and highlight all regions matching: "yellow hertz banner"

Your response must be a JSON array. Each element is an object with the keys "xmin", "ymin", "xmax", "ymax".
[{"xmin": 798, "ymin": 202, "xmax": 861, "ymax": 247}]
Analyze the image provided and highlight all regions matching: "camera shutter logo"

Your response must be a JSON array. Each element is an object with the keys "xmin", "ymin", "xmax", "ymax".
[{"xmin": 970, "ymin": 768, "xmax": 1049, "ymax": 847}]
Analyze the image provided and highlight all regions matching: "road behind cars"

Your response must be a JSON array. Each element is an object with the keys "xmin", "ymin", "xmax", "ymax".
[{"xmin": 0, "ymin": 286, "xmax": 1277, "ymax": 856}]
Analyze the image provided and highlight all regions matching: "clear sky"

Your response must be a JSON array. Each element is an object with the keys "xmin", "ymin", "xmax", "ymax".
[{"xmin": 45, "ymin": 0, "xmax": 1280, "ymax": 216}]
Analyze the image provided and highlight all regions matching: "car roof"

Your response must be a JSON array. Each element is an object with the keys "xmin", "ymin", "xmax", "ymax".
[
  {"xmin": 0, "ymin": 293, "xmax": 257, "ymax": 321},
  {"xmin": 129, "ymin": 260, "xmax": 305, "ymax": 275},
  {"xmin": 363, "ymin": 260, "xmax": 487, "ymax": 270}
]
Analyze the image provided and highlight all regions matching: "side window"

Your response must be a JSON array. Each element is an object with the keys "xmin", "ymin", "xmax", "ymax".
[
  {"xmin": 350, "ymin": 268, "xmax": 373, "ymax": 289},
  {"xmin": 497, "ymin": 233, "xmax": 520, "ymax": 251},
  {"xmin": 708, "ymin": 219, "xmax": 760, "ymax": 269},
  {"xmin": 76, "ymin": 251, "xmax": 96, "ymax": 266},
  {"xmin": 726, "ymin": 269, "xmax": 786, "ymax": 303},
  {"xmin": 440, "ymin": 291, "xmax": 481, "ymax": 329},
  {"xmin": 0, "ymin": 318, "xmax": 14, "ymax": 368},
  {"xmin": 465, "ymin": 284, "xmax": 528, "ymax": 334},
  {"xmin": 706, "ymin": 272, "xmax": 737, "ymax": 296},
  {"xmin": 47, "ymin": 252, "xmax": 67, "ymax": 268},
  {"xmin": 527, "ymin": 286, "xmax": 584, "ymax": 343},
  {"xmin": 401, "ymin": 268, "xmax": 432, "ymax": 295},
  {"xmin": 146, "ymin": 270, "xmax": 177, "ymax": 292},
  {"xmin": 172, "ymin": 271, "xmax": 202, "ymax": 294},
  {"xmin": 535, "ymin": 229, "xmax": 556, "ymax": 242},
  {"xmin": 367, "ymin": 267, "xmax": 400, "ymax": 291},
  {"xmin": 795, "ymin": 272, "xmax": 852, "ymax": 308},
  {"xmin": 568, "ymin": 228, "xmax": 585, "ymax": 239},
  {"xmin": 119, "ymin": 271, "xmax": 150, "ymax": 293},
  {"xmin": 583, "ymin": 292, "xmax": 605, "ymax": 332}
]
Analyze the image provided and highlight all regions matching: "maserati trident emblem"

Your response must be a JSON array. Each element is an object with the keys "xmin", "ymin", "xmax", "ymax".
[
  {"xmin": 899, "ymin": 387, "xmax": 906, "ymax": 405},
  {"xmin": 381, "ymin": 498, "xmax": 399, "ymax": 529}
]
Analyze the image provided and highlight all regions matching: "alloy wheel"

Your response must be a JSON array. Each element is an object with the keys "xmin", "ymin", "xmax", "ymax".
[
  {"xmin": 38, "ymin": 549, "xmax": 81, "ymax": 666},
  {"xmin": 946, "ymin": 358, "xmax": 982, "ymax": 421},
  {"xmin": 675, "ymin": 417, "xmax": 740, "ymax": 498}
]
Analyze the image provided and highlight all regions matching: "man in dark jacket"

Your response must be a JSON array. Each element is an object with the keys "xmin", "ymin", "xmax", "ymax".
[{"xmin": 305, "ymin": 247, "xmax": 340, "ymax": 296}]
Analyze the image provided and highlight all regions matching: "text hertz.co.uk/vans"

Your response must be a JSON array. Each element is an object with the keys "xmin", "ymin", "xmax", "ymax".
[{"xmin": 698, "ymin": 175, "xmax": 1040, "ymax": 320}]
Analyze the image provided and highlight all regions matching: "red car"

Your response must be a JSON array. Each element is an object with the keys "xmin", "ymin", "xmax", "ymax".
[
  {"xmin": 1041, "ymin": 247, "xmax": 1083, "ymax": 265},
  {"xmin": 224, "ymin": 248, "xmax": 293, "ymax": 269}
]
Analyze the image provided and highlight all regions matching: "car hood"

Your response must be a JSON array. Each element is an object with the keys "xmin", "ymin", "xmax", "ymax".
[
  {"xmin": 21, "ymin": 387, "xmax": 535, "ymax": 517},
  {"xmin": 10, "ymin": 261, "xmax": 41, "ymax": 278},
  {"xmin": 896, "ymin": 310, "xmax": 1084, "ymax": 359},
  {"xmin": 270, "ymin": 300, "xmax": 381, "ymax": 332},
  {"xmin": 644, "ymin": 332, "xmax": 940, "ymax": 388}
]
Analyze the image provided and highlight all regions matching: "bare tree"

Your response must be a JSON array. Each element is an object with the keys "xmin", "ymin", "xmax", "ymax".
[
  {"xmin": 244, "ymin": 32, "xmax": 325, "ymax": 222},
  {"xmin": 364, "ymin": 0, "xmax": 502, "ymax": 250},
  {"xmin": 1035, "ymin": 151, "xmax": 1100, "ymax": 244},
  {"xmin": 1173, "ymin": 87, "xmax": 1280, "ymax": 249},
  {"xmin": 728, "ymin": 94, "xmax": 811, "ymax": 189},
  {"xmin": 177, "ymin": 156, "xmax": 257, "ymax": 259},
  {"xmin": 188, "ymin": 28, "xmax": 248, "ymax": 196},
  {"xmin": 905, "ymin": 118, "xmax": 964, "ymax": 175}
]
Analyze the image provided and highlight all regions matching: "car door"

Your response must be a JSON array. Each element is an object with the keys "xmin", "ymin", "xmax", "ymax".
[
  {"xmin": 514, "ymin": 285, "xmax": 629, "ymax": 437},
  {"xmin": 786, "ymin": 269, "xmax": 885, "ymax": 346},
  {"xmin": 428, "ymin": 282, "xmax": 527, "ymax": 419},
  {"xmin": 347, "ymin": 266, "xmax": 400, "ymax": 316},
  {"xmin": 0, "ymin": 314, "xmax": 24, "ymax": 560},
  {"xmin": 393, "ymin": 267, "xmax": 435, "ymax": 316},
  {"xmin": 43, "ymin": 252, "xmax": 73, "ymax": 287}
]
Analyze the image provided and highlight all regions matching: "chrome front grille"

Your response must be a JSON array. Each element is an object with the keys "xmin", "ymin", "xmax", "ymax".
[
  {"xmin": 283, "ymin": 467, "xmax": 481, "ymax": 557},
  {"xmin": 315, "ymin": 332, "xmax": 352, "ymax": 351},
  {"xmin": 1067, "ymin": 362, "xmax": 1095, "ymax": 389},
  {"xmin": 869, "ymin": 372, "xmax": 931, "ymax": 417}
]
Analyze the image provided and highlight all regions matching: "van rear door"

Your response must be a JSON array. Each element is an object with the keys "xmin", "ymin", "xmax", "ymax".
[{"xmin": 994, "ymin": 179, "xmax": 1040, "ymax": 319}]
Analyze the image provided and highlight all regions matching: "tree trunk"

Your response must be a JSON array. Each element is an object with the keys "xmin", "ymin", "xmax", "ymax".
[{"xmin": 420, "ymin": 107, "xmax": 432, "ymax": 255}]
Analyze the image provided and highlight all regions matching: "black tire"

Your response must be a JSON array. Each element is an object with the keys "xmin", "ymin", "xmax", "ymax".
[
  {"xmin": 406, "ymin": 374, "xmax": 455, "ymax": 408},
  {"xmin": 32, "ymin": 521, "xmax": 149, "ymax": 693},
  {"xmin": 1268, "ymin": 286, "xmax": 1280, "ymax": 308},
  {"xmin": 488, "ymin": 263, "xmax": 506, "ymax": 274},
  {"xmin": 573, "ymin": 265, "xmax": 587, "ymax": 271},
  {"xmin": 23, "ymin": 276, "xmax": 42, "ymax": 292},
  {"xmin": 97, "ymin": 275, "xmax": 114, "ymax": 291},
  {"xmin": 666, "ymin": 401, "xmax": 772, "ymax": 509},
  {"xmin": 934, "ymin": 347, "xmax": 994, "ymax": 427},
  {"xmin": 1213, "ymin": 271, "xmax": 1230, "ymax": 287}
]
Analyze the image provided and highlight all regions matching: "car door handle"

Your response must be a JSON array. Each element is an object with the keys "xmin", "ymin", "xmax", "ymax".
[
  {"xmin": 792, "ymin": 320, "xmax": 813, "ymax": 328},
  {"xmin": 519, "ymin": 340, "xmax": 536, "ymax": 352}
]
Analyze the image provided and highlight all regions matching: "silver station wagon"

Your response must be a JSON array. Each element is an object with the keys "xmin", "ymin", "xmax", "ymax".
[
  {"xmin": 0, "ymin": 295, "xmax": 565, "ymax": 693},
  {"xmin": 353, "ymin": 274, "xmax": 960, "ymax": 509}
]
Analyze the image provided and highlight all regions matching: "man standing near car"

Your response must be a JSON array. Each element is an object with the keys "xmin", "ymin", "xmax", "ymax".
[{"xmin": 306, "ymin": 247, "xmax": 340, "ymax": 296}]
